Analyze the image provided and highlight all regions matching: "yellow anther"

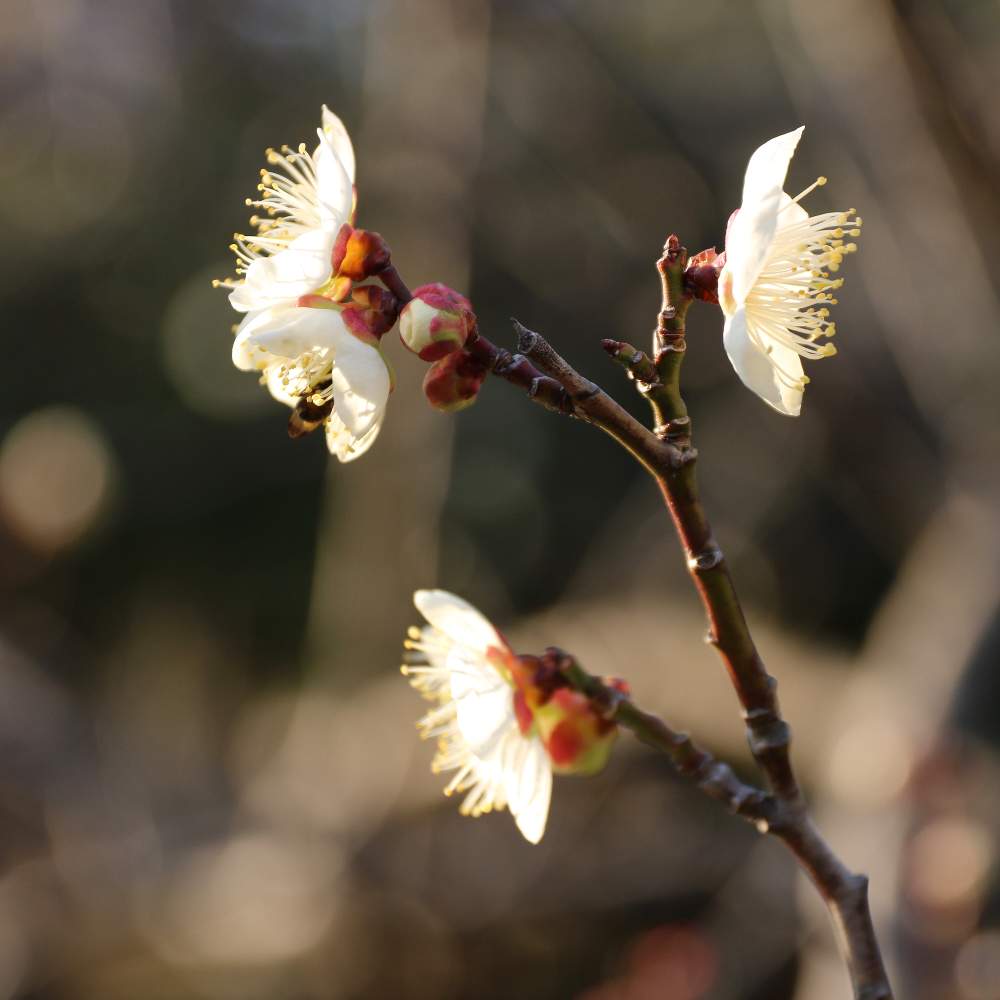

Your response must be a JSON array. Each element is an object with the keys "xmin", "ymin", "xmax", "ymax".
[{"xmin": 817, "ymin": 175, "xmax": 828, "ymax": 186}]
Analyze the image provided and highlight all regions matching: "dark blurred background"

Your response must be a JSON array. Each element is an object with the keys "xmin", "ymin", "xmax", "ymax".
[{"xmin": 2, "ymin": 0, "xmax": 999, "ymax": 997}]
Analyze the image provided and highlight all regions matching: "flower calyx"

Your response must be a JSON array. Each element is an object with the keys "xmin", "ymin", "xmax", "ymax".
[
  {"xmin": 683, "ymin": 247, "xmax": 724, "ymax": 304},
  {"xmin": 517, "ymin": 648, "xmax": 629, "ymax": 776},
  {"xmin": 332, "ymin": 226, "xmax": 392, "ymax": 282},
  {"xmin": 399, "ymin": 283, "xmax": 476, "ymax": 362}
]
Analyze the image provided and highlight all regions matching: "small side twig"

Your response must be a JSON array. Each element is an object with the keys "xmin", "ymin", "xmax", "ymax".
[
  {"xmin": 549, "ymin": 647, "xmax": 774, "ymax": 823},
  {"xmin": 464, "ymin": 331, "xmax": 575, "ymax": 416}
]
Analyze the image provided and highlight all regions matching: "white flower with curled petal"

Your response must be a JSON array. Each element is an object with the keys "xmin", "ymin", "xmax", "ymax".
[
  {"xmin": 401, "ymin": 590, "xmax": 552, "ymax": 845},
  {"xmin": 216, "ymin": 106, "xmax": 356, "ymax": 313},
  {"xmin": 232, "ymin": 304, "xmax": 390, "ymax": 462},
  {"xmin": 717, "ymin": 127, "xmax": 861, "ymax": 416}
]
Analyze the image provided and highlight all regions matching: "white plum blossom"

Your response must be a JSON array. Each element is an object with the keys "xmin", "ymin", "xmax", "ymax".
[
  {"xmin": 219, "ymin": 105, "xmax": 356, "ymax": 313},
  {"xmin": 220, "ymin": 106, "xmax": 392, "ymax": 461},
  {"xmin": 402, "ymin": 590, "xmax": 552, "ymax": 844},
  {"xmin": 717, "ymin": 127, "xmax": 861, "ymax": 416},
  {"xmin": 232, "ymin": 304, "xmax": 390, "ymax": 462}
]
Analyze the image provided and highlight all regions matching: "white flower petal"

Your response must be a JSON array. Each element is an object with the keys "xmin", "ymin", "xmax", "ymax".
[
  {"xmin": 449, "ymin": 658, "xmax": 516, "ymax": 757},
  {"xmin": 413, "ymin": 590, "xmax": 506, "ymax": 656},
  {"xmin": 232, "ymin": 305, "xmax": 346, "ymax": 371},
  {"xmin": 328, "ymin": 334, "xmax": 391, "ymax": 440},
  {"xmin": 314, "ymin": 116, "xmax": 354, "ymax": 229},
  {"xmin": 228, "ymin": 228, "xmax": 334, "ymax": 313},
  {"xmin": 320, "ymin": 105, "xmax": 356, "ymax": 185},
  {"xmin": 723, "ymin": 307, "xmax": 803, "ymax": 417},
  {"xmin": 505, "ymin": 735, "xmax": 552, "ymax": 845},
  {"xmin": 726, "ymin": 127, "xmax": 804, "ymax": 306},
  {"xmin": 324, "ymin": 410, "xmax": 383, "ymax": 463}
]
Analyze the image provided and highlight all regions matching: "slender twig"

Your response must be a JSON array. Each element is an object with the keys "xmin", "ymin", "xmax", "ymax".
[
  {"xmin": 552, "ymin": 649, "xmax": 890, "ymax": 1000},
  {"xmin": 497, "ymin": 310, "xmax": 893, "ymax": 999},
  {"xmin": 547, "ymin": 647, "xmax": 774, "ymax": 824},
  {"xmin": 464, "ymin": 331, "xmax": 576, "ymax": 416}
]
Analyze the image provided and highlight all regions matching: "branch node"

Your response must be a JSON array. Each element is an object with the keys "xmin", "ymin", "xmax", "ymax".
[
  {"xmin": 686, "ymin": 543, "xmax": 724, "ymax": 572},
  {"xmin": 744, "ymin": 708, "xmax": 793, "ymax": 757},
  {"xmin": 655, "ymin": 415, "xmax": 691, "ymax": 444},
  {"xmin": 669, "ymin": 445, "xmax": 698, "ymax": 470}
]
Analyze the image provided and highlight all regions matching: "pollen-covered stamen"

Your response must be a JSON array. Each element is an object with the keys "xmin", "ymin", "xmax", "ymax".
[
  {"xmin": 222, "ymin": 142, "xmax": 329, "ymax": 283},
  {"xmin": 745, "ymin": 192, "xmax": 861, "ymax": 387},
  {"xmin": 783, "ymin": 175, "xmax": 827, "ymax": 209},
  {"xmin": 401, "ymin": 626, "xmax": 493, "ymax": 699},
  {"xmin": 401, "ymin": 621, "xmax": 516, "ymax": 818}
]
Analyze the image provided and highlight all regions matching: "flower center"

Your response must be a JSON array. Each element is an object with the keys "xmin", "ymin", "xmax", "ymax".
[{"xmin": 262, "ymin": 347, "xmax": 334, "ymax": 405}]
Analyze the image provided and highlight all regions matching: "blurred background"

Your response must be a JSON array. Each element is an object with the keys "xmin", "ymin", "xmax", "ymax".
[{"xmin": 1, "ymin": 0, "xmax": 999, "ymax": 997}]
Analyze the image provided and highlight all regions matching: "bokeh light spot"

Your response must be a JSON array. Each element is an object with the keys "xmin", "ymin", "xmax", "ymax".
[
  {"xmin": 956, "ymin": 928, "xmax": 1000, "ymax": 1000},
  {"xmin": 0, "ymin": 406, "xmax": 116, "ymax": 553}
]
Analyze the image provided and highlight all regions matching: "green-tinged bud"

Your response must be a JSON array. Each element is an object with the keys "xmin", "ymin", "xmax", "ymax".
[
  {"xmin": 334, "ymin": 227, "xmax": 391, "ymax": 281},
  {"xmin": 422, "ymin": 350, "xmax": 487, "ymax": 412},
  {"xmin": 399, "ymin": 283, "xmax": 475, "ymax": 362},
  {"xmin": 532, "ymin": 688, "xmax": 618, "ymax": 776}
]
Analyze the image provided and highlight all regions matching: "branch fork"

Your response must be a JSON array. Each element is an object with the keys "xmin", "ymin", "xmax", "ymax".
[{"xmin": 472, "ymin": 238, "xmax": 893, "ymax": 999}]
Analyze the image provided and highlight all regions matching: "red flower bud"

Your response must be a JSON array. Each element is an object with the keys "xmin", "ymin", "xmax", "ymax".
[
  {"xmin": 422, "ymin": 349, "xmax": 487, "ymax": 412},
  {"xmin": 399, "ymin": 283, "xmax": 476, "ymax": 362}
]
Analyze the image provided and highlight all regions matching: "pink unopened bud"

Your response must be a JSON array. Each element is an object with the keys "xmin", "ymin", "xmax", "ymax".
[
  {"xmin": 399, "ymin": 283, "xmax": 475, "ymax": 362},
  {"xmin": 340, "ymin": 284, "xmax": 400, "ymax": 342},
  {"xmin": 334, "ymin": 228, "xmax": 391, "ymax": 281},
  {"xmin": 532, "ymin": 688, "xmax": 618, "ymax": 776},
  {"xmin": 422, "ymin": 350, "xmax": 487, "ymax": 412}
]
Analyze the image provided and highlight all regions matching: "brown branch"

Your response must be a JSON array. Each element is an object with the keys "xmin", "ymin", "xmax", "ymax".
[
  {"xmin": 550, "ymin": 652, "xmax": 890, "ymax": 1000},
  {"xmin": 497, "ymin": 308, "xmax": 893, "ymax": 999},
  {"xmin": 550, "ymin": 647, "xmax": 774, "ymax": 824},
  {"xmin": 464, "ymin": 330, "xmax": 576, "ymax": 416}
]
